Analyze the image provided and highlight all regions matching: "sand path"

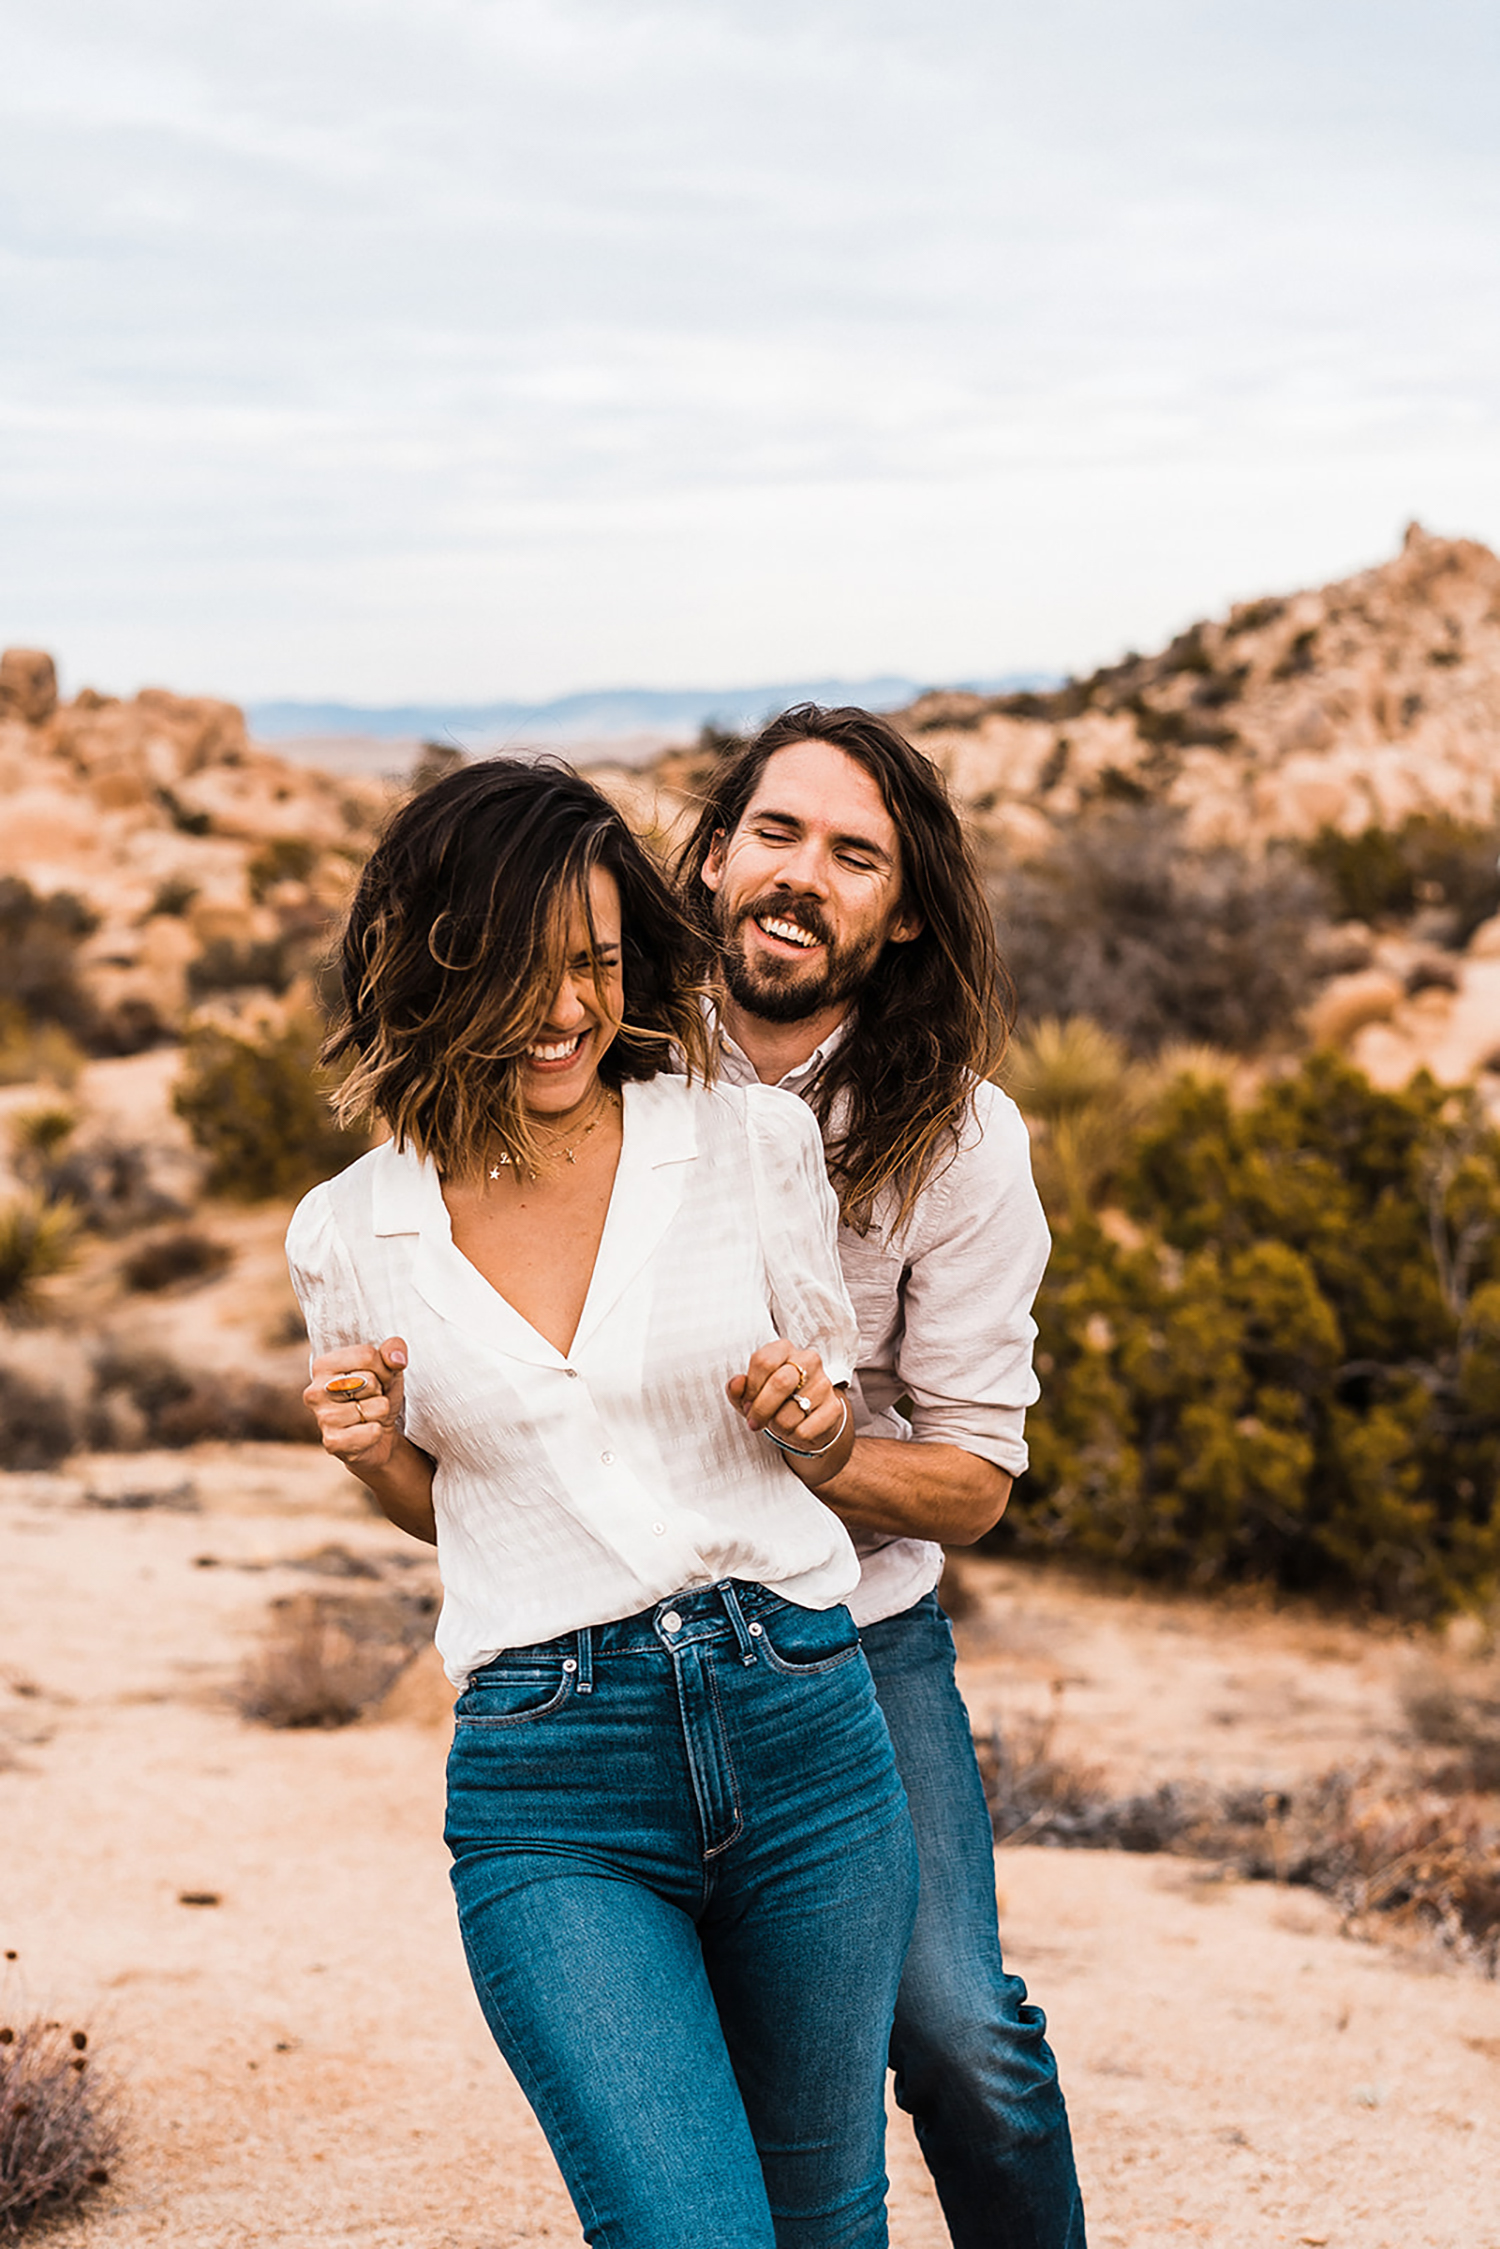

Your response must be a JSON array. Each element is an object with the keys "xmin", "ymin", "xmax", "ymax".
[{"xmin": 3, "ymin": 1447, "xmax": 1497, "ymax": 2248}]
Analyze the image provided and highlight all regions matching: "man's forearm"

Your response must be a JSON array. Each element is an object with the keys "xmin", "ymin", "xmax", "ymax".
[{"xmin": 817, "ymin": 1436, "xmax": 1012, "ymax": 1545}]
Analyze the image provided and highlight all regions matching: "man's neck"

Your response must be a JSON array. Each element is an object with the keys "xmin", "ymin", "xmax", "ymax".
[{"xmin": 719, "ymin": 994, "xmax": 851, "ymax": 1086}]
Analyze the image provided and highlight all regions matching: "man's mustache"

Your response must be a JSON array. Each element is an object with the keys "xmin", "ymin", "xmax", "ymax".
[{"xmin": 734, "ymin": 893, "xmax": 833, "ymax": 951}]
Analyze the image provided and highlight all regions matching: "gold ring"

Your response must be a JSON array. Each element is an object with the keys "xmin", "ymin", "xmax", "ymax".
[{"xmin": 785, "ymin": 1362, "xmax": 806, "ymax": 1387}]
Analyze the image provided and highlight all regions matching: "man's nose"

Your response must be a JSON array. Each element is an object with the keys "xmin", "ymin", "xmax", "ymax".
[{"xmin": 774, "ymin": 838, "xmax": 829, "ymax": 895}]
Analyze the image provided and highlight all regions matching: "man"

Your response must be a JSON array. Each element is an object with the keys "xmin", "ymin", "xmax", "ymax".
[{"xmin": 676, "ymin": 704, "xmax": 1086, "ymax": 2249}]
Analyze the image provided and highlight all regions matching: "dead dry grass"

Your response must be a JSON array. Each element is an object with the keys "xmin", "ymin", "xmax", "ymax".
[
  {"xmin": 0, "ymin": 2015, "xmax": 120, "ymax": 2237},
  {"xmin": 977, "ymin": 1697, "xmax": 1500, "ymax": 1974}
]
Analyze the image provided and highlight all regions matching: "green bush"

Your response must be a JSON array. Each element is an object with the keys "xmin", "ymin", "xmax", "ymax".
[
  {"xmin": 1004, "ymin": 1051, "xmax": 1500, "ymax": 1615},
  {"xmin": 0, "ymin": 878, "xmax": 98, "ymax": 1041},
  {"xmin": 1303, "ymin": 814, "xmax": 1500, "ymax": 944},
  {"xmin": 0, "ymin": 1194, "xmax": 81, "ymax": 1313},
  {"xmin": 173, "ymin": 1014, "xmax": 368, "ymax": 1201}
]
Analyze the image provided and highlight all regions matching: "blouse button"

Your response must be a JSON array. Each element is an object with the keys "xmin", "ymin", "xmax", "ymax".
[
  {"xmin": 652, "ymin": 1521, "xmax": 666, "ymax": 1535},
  {"xmin": 600, "ymin": 1450, "xmax": 615, "ymax": 1466},
  {"xmin": 565, "ymin": 1368, "xmax": 579, "ymax": 1379}
]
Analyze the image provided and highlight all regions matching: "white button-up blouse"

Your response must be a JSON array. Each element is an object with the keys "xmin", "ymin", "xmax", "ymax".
[{"xmin": 285, "ymin": 1073, "xmax": 863, "ymax": 1681}]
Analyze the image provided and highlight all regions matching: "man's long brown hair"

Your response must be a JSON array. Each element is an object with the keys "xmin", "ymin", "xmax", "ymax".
[
  {"xmin": 675, "ymin": 704, "xmax": 1010, "ymax": 1233},
  {"xmin": 326, "ymin": 757, "xmax": 715, "ymax": 1178}
]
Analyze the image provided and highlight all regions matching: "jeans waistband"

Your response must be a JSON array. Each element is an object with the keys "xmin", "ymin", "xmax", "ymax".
[{"xmin": 468, "ymin": 1580, "xmax": 801, "ymax": 1689}]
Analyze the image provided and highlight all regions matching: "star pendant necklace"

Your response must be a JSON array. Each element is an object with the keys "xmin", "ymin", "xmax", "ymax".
[{"xmin": 489, "ymin": 1083, "xmax": 617, "ymax": 1181}]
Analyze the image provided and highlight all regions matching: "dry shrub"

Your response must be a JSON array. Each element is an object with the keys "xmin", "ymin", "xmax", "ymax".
[
  {"xmin": 120, "ymin": 1230, "xmax": 231, "ymax": 1294},
  {"xmin": 89, "ymin": 1346, "xmax": 318, "ymax": 1448},
  {"xmin": 0, "ymin": 1365, "xmax": 79, "ymax": 1471},
  {"xmin": 1401, "ymin": 1670, "xmax": 1500, "ymax": 1794},
  {"xmin": 234, "ymin": 1592, "xmax": 412, "ymax": 1729},
  {"xmin": 977, "ymin": 1729, "xmax": 1500, "ymax": 1972},
  {"xmin": 0, "ymin": 2019, "xmax": 120, "ymax": 2235}
]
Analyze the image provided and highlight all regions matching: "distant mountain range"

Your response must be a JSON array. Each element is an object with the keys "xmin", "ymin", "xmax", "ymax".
[{"xmin": 246, "ymin": 674, "xmax": 1055, "ymax": 749}]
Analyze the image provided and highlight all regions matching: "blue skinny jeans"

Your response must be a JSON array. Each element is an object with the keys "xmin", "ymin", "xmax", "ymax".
[
  {"xmin": 861, "ymin": 1595, "xmax": 1087, "ymax": 2249},
  {"xmin": 445, "ymin": 1582, "xmax": 919, "ymax": 2249}
]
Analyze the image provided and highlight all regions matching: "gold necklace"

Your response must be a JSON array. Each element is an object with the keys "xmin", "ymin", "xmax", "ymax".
[{"xmin": 489, "ymin": 1085, "xmax": 616, "ymax": 1181}]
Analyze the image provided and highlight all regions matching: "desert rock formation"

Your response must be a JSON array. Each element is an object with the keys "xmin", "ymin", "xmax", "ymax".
[
  {"xmin": 894, "ymin": 522, "xmax": 1500, "ymax": 857},
  {"xmin": 0, "ymin": 670, "xmax": 393, "ymax": 1045}
]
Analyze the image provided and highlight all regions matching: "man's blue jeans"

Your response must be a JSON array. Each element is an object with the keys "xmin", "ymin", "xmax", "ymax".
[
  {"xmin": 860, "ymin": 1595, "xmax": 1087, "ymax": 2249},
  {"xmin": 445, "ymin": 1582, "xmax": 920, "ymax": 2249}
]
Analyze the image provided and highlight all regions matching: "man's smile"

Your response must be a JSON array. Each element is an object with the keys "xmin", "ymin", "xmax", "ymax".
[{"xmin": 753, "ymin": 912, "xmax": 822, "ymax": 953}]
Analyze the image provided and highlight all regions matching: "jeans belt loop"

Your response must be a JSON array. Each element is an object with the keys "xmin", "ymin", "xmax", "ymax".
[
  {"xmin": 575, "ymin": 1625, "xmax": 594, "ymax": 1694},
  {"xmin": 717, "ymin": 1581, "xmax": 758, "ymax": 1666}
]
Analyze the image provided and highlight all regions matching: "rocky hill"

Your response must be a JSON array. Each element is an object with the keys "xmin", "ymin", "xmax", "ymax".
[
  {"xmin": 891, "ymin": 521, "xmax": 1500, "ymax": 859},
  {"xmin": 0, "ymin": 648, "xmax": 394, "ymax": 1049}
]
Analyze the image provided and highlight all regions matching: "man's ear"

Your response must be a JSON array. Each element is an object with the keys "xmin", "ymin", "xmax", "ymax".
[
  {"xmin": 888, "ymin": 903, "xmax": 923, "ymax": 945},
  {"xmin": 700, "ymin": 829, "xmax": 728, "ymax": 893}
]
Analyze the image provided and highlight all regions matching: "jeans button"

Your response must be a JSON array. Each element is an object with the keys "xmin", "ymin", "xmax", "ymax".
[
  {"xmin": 748, "ymin": 1621, "xmax": 763, "ymax": 1637},
  {"xmin": 661, "ymin": 1611, "xmax": 682, "ymax": 1633}
]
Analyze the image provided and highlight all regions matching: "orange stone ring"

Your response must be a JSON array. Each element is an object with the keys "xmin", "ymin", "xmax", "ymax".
[{"xmin": 324, "ymin": 1373, "xmax": 373, "ymax": 1402}]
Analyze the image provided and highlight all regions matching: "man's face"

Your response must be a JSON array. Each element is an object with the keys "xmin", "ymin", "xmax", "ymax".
[{"xmin": 701, "ymin": 740, "xmax": 921, "ymax": 1024}]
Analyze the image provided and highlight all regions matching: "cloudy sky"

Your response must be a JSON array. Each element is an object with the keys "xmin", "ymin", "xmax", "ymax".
[{"xmin": 3, "ymin": 0, "xmax": 1498, "ymax": 702}]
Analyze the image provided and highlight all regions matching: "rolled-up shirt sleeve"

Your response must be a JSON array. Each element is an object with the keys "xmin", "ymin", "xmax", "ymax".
[
  {"xmin": 744, "ymin": 1084, "xmax": 860, "ymax": 1391},
  {"xmin": 866, "ymin": 1082, "xmax": 1050, "ymax": 1476}
]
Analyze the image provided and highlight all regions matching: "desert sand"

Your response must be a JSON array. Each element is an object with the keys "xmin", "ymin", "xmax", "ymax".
[{"xmin": 4, "ymin": 1447, "xmax": 1497, "ymax": 2249}]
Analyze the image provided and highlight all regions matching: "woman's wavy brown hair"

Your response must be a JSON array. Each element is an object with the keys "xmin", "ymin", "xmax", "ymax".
[
  {"xmin": 675, "ymin": 704, "xmax": 1011, "ymax": 1233},
  {"xmin": 326, "ymin": 757, "xmax": 716, "ymax": 1177}
]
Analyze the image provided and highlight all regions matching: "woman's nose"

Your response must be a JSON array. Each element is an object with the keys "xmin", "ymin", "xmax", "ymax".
[{"xmin": 545, "ymin": 975, "xmax": 590, "ymax": 1029}]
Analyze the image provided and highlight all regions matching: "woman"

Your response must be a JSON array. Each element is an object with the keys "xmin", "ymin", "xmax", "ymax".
[{"xmin": 286, "ymin": 758, "xmax": 917, "ymax": 2249}]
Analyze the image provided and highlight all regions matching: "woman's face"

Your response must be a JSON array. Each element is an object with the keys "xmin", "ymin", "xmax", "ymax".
[{"xmin": 520, "ymin": 865, "xmax": 625, "ymax": 1117}]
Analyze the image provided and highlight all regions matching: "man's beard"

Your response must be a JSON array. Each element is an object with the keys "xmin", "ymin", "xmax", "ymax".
[{"xmin": 715, "ymin": 891, "xmax": 883, "ymax": 1026}]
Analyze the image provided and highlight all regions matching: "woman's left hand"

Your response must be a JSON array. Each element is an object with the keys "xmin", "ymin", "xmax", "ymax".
[{"xmin": 727, "ymin": 1339, "xmax": 844, "ymax": 1453}]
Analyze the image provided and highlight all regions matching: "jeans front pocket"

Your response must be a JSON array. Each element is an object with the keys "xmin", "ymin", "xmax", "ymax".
[
  {"xmin": 454, "ymin": 1661, "xmax": 574, "ymax": 1728},
  {"xmin": 753, "ymin": 1598, "xmax": 863, "ymax": 1677}
]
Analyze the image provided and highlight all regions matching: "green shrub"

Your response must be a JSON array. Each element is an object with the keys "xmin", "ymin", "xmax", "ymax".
[
  {"xmin": 1304, "ymin": 814, "xmax": 1500, "ymax": 943},
  {"xmin": 0, "ymin": 1008, "xmax": 84, "ymax": 1089},
  {"xmin": 1003, "ymin": 1051, "xmax": 1500, "ymax": 1615},
  {"xmin": 172, "ymin": 1015, "xmax": 368, "ymax": 1201},
  {"xmin": 247, "ymin": 835, "xmax": 319, "ymax": 901},
  {"xmin": 0, "ymin": 1194, "xmax": 80, "ymax": 1313},
  {"xmin": 186, "ymin": 935, "xmax": 291, "ymax": 998},
  {"xmin": 0, "ymin": 879, "xmax": 98, "ymax": 1041}
]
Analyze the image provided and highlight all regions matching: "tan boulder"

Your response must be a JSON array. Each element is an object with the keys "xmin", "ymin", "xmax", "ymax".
[
  {"xmin": 0, "ymin": 648, "xmax": 58, "ymax": 725},
  {"xmin": 1303, "ymin": 969, "xmax": 1405, "ymax": 1048}
]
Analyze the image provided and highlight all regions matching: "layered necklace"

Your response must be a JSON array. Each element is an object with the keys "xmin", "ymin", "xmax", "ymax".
[{"xmin": 488, "ymin": 1082, "xmax": 618, "ymax": 1182}]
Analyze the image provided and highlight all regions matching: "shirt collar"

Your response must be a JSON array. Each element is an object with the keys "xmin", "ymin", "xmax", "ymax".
[{"xmin": 713, "ymin": 1009, "xmax": 850, "ymax": 1094}]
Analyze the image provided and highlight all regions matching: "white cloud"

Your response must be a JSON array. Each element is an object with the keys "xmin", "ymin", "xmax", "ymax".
[{"xmin": 1, "ymin": 0, "xmax": 1497, "ymax": 697}]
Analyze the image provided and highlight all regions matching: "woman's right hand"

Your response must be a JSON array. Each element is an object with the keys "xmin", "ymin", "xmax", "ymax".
[{"xmin": 304, "ymin": 1338, "xmax": 409, "ymax": 1474}]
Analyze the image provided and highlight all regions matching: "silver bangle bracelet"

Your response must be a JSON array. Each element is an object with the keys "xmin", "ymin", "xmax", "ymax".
[{"xmin": 761, "ymin": 1395, "xmax": 851, "ymax": 1460}]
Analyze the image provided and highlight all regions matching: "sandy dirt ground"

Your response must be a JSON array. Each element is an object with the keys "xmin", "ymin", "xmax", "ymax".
[{"xmin": 4, "ymin": 1445, "xmax": 1498, "ymax": 2249}]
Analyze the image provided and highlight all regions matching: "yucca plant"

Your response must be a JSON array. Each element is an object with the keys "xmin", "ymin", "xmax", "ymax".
[{"xmin": 0, "ymin": 1194, "xmax": 81, "ymax": 1313}]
